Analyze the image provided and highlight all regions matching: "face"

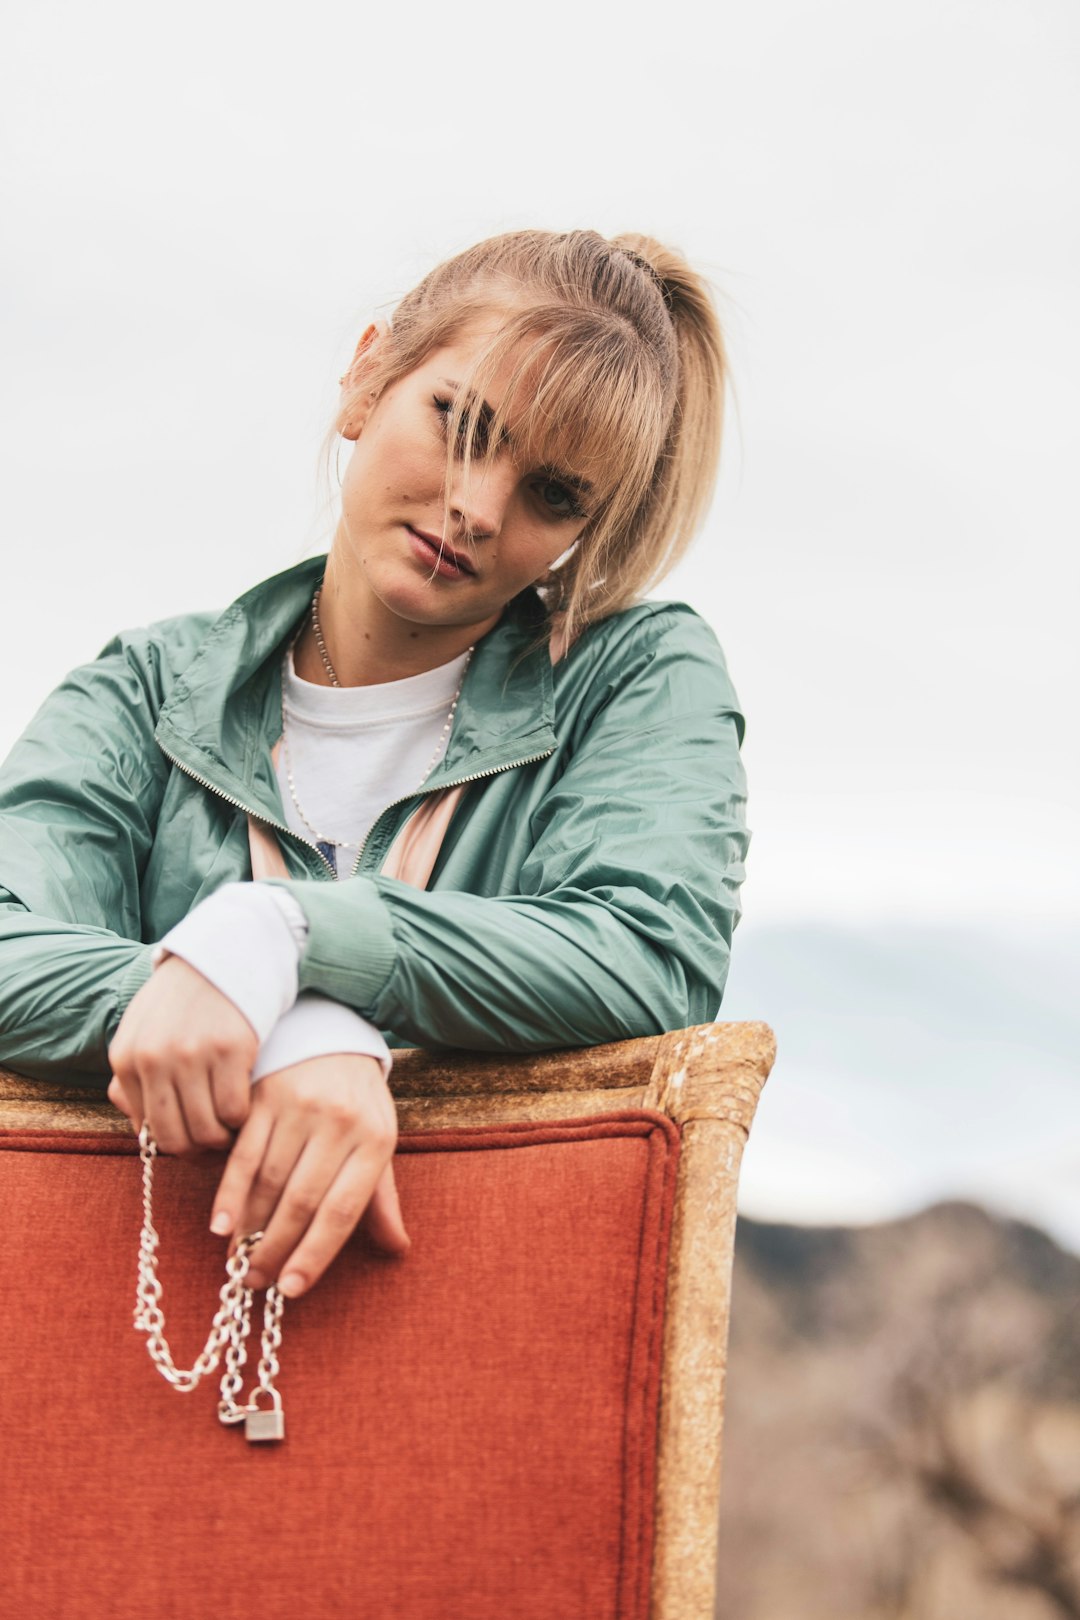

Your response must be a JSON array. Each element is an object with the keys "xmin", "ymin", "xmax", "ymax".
[{"xmin": 332, "ymin": 323, "xmax": 594, "ymax": 650}]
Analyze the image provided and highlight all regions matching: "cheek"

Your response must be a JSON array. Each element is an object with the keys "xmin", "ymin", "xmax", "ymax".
[
  {"xmin": 345, "ymin": 416, "xmax": 442, "ymax": 503},
  {"xmin": 530, "ymin": 514, "xmax": 587, "ymax": 569},
  {"xmin": 510, "ymin": 531, "xmax": 577, "ymax": 585}
]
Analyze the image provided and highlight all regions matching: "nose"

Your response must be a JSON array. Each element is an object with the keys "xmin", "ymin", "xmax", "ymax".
[{"xmin": 447, "ymin": 454, "xmax": 519, "ymax": 542}]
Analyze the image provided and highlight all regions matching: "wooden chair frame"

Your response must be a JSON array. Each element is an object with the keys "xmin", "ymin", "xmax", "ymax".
[{"xmin": 0, "ymin": 1019, "xmax": 774, "ymax": 1620}]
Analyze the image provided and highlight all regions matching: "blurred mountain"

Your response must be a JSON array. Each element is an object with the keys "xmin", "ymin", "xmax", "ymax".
[{"xmin": 715, "ymin": 1202, "xmax": 1080, "ymax": 1620}]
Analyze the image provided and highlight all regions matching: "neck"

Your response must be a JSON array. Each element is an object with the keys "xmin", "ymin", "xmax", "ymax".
[{"xmin": 294, "ymin": 546, "xmax": 496, "ymax": 686}]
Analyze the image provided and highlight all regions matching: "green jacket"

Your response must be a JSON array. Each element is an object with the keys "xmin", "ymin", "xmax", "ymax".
[{"xmin": 0, "ymin": 555, "xmax": 748, "ymax": 1084}]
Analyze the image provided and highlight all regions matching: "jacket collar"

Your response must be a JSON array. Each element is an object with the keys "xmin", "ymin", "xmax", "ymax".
[{"xmin": 154, "ymin": 555, "xmax": 557, "ymax": 823}]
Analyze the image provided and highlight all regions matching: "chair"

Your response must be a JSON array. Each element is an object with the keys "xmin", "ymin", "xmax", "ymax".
[{"xmin": 0, "ymin": 1021, "xmax": 773, "ymax": 1620}]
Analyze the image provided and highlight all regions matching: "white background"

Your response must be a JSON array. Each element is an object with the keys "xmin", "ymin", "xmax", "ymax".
[{"xmin": 3, "ymin": 2, "xmax": 1077, "ymax": 1244}]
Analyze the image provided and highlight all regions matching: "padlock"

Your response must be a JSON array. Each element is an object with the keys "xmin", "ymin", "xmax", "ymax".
[{"xmin": 245, "ymin": 1403, "xmax": 285, "ymax": 1443}]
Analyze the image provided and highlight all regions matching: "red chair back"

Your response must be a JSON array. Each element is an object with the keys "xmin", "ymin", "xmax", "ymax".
[{"xmin": 1, "ymin": 1112, "xmax": 678, "ymax": 1620}]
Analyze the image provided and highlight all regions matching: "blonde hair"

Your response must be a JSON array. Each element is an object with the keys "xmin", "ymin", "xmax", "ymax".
[{"xmin": 335, "ymin": 229, "xmax": 728, "ymax": 640}]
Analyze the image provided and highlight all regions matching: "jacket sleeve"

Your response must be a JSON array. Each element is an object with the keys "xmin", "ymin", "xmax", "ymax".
[
  {"xmin": 0, "ymin": 637, "xmax": 164, "ymax": 1082},
  {"xmin": 271, "ymin": 607, "xmax": 750, "ymax": 1052}
]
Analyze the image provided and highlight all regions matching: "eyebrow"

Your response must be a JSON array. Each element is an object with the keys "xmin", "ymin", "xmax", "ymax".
[{"xmin": 438, "ymin": 376, "xmax": 593, "ymax": 495}]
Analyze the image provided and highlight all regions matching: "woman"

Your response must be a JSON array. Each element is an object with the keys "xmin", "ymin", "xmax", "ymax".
[{"xmin": 0, "ymin": 228, "xmax": 748, "ymax": 1303}]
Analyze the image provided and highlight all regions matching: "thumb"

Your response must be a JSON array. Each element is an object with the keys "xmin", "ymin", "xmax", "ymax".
[{"xmin": 361, "ymin": 1161, "xmax": 410, "ymax": 1255}]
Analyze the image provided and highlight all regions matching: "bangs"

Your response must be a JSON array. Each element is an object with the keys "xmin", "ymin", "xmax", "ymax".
[{"xmin": 443, "ymin": 304, "xmax": 674, "ymax": 529}]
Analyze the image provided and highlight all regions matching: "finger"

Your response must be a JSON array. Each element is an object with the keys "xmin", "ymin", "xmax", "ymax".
[
  {"xmin": 143, "ymin": 1079, "xmax": 193, "ymax": 1157},
  {"xmin": 238, "ymin": 1117, "xmax": 316, "ymax": 1247},
  {"xmin": 210, "ymin": 1056, "xmax": 252, "ymax": 1133},
  {"xmin": 360, "ymin": 1162, "xmax": 410, "ymax": 1255},
  {"xmin": 124, "ymin": 1046, "xmax": 191, "ymax": 1153},
  {"xmin": 210, "ymin": 1102, "xmax": 276, "ymax": 1241},
  {"xmin": 107, "ymin": 1074, "xmax": 140, "ymax": 1128},
  {"xmin": 245, "ymin": 1130, "xmax": 358, "ymax": 1288},
  {"xmin": 272, "ymin": 1146, "xmax": 388, "ymax": 1299},
  {"xmin": 107, "ymin": 1023, "xmax": 134, "ymax": 1079},
  {"xmin": 171, "ymin": 1071, "xmax": 233, "ymax": 1153}
]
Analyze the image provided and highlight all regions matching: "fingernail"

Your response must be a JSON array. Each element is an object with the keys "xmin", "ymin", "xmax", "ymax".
[
  {"xmin": 210, "ymin": 1211, "xmax": 232, "ymax": 1236},
  {"xmin": 277, "ymin": 1271, "xmax": 305, "ymax": 1298}
]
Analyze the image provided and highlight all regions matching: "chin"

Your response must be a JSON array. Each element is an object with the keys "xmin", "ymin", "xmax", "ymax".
[{"xmin": 378, "ymin": 584, "xmax": 484, "ymax": 632}]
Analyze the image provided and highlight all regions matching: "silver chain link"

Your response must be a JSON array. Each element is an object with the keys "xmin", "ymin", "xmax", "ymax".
[{"xmin": 134, "ymin": 1124, "xmax": 286, "ymax": 1429}]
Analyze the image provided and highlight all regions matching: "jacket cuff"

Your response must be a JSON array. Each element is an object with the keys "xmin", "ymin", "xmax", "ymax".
[
  {"xmin": 267, "ymin": 876, "xmax": 397, "ymax": 1013},
  {"xmin": 114, "ymin": 945, "xmax": 155, "ymax": 1020}
]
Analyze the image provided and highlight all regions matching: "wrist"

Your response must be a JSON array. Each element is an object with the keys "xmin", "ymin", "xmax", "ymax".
[
  {"xmin": 153, "ymin": 882, "xmax": 303, "ymax": 1043},
  {"xmin": 252, "ymin": 994, "xmax": 392, "ymax": 1083}
]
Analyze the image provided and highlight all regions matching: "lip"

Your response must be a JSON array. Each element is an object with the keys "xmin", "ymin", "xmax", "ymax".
[{"xmin": 406, "ymin": 525, "xmax": 477, "ymax": 580}]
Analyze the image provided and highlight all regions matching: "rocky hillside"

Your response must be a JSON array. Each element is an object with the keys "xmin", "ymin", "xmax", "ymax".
[{"xmin": 714, "ymin": 1203, "xmax": 1080, "ymax": 1620}]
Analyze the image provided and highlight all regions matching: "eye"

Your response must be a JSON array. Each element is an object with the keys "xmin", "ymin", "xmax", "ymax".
[
  {"xmin": 432, "ymin": 393, "xmax": 462, "ymax": 445},
  {"xmin": 432, "ymin": 394, "xmax": 489, "ymax": 457},
  {"xmin": 535, "ymin": 478, "xmax": 586, "ymax": 521},
  {"xmin": 432, "ymin": 394, "xmax": 455, "ymax": 433}
]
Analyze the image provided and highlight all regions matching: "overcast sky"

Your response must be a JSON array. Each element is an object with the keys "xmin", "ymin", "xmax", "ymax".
[{"xmin": 3, "ymin": 3, "xmax": 1077, "ymax": 1244}]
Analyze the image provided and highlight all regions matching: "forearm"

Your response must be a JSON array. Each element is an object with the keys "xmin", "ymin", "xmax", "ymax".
[
  {"xmin": 0, "ymin": 634, "xmax": 171, "ymax": 1082},
  {"xmin": 272, "ymin": 874, "xmax": 736, "ymax": 1052},
  {"xmin": 0, "ymin": 900, "xmax": 153, "ymax": 1083}
]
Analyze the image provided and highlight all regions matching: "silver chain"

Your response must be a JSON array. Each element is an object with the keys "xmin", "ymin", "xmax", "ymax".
[{"xmin": 134, "ymin": 1124, "xmax": 286, "ymax": 1438}]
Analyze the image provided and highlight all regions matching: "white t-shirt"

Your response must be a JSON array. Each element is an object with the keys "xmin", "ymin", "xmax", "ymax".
[{"xmin": 275, "ymin": 642, "xmax": 469, "ymax": 873}]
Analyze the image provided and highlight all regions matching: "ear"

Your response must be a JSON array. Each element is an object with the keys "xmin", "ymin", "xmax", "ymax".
[{"xmin": 339, "ymin": 321, "xmax": 390, "ymax": 440}]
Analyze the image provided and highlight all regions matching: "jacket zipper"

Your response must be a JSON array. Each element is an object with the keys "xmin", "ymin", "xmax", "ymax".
[
  {"xmin": 156, "ymin": 741, "xmax": 338, "ymax": 878},
  {"xmin": 158, "ymin": 740, "xmax": 555, "ymax": 882},
  {"xmin": 345, "ymin": 747, "xmax": 554, "ymax": 878},
  {"xmin": 346, "ymin": 751, "xmax": 553, "ymax": 881}
]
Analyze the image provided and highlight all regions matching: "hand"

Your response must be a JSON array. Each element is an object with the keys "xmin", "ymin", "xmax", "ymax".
[
  {"xmin": 107, "ymin": 955, "xmax": 257, "ymax": 1153},
  {"xmin": 209, "ymin": 1053, "xmax": 408, "ymax": 1298}
]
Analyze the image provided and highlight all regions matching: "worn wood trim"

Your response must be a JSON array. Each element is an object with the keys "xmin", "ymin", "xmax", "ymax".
[
  {"xmin": 0, "ymin": 1020, "xmax": 776, "ymax": 1619},
  {"xmin": 0, "ymin": 1074, "xmax": 656, "ymax": 1136},
  {"xmin": 0, "ymin": 1023, "xmax": 756, "ymax": 1128},
  {"xmin": 0, "ymin": 1075, "xmax": 125, "ymax": 1134},
  {"xmin": 646, "ymin": 1022, "xmax": 776, "ymax": 1620},
  {"xmin": 388, "ymin": 1030, "xmax": 666, "ymax": 1098},
  {"xmin": 0, "ymin": 1027, "xmax": 669, "ymax": 1129},
  {"xmin": 395, "ymin": 1086, "xmax": 652, "ymax": 1132}
]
